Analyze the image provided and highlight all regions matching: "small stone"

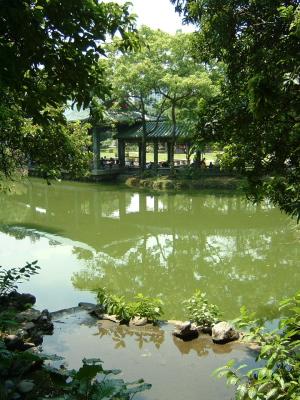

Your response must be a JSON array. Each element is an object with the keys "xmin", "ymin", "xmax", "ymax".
[
  {"xmin": 4, "ymin": 335, "xmax": 24, "ymax": 350},
  {"xmin": 22, "ymin": 342, "xmax": 36, "ymax": 350},
  {"xmin": 212, "ymin": 321, "xmax": 239, "ymax": 344},
  {"xmin": 102, "ymin": 314, "xmax": 120, "ymax": 323},
  {"xmin": 130, "ymin": 317, "xmax": 148, "ymax": 326},
  {"xmin": 17, "ymin": 380, "xmax": 34, "ymax": 393},
  {"xmin": 172, "ymin": 321, "xmax": 199, "ymax": 341}
]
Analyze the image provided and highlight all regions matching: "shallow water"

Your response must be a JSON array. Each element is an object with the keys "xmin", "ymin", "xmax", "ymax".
[{"xmin": 43, "ymin": 309, "xmax": 258, "ymax": 400}]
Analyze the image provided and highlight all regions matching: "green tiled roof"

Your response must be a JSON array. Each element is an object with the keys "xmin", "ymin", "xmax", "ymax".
[{"xmin": 116, "ymin": 121, "xmax": 194, "ymax": 140}]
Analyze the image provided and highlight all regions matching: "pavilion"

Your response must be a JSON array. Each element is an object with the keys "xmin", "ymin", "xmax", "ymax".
[{"xmin": 64, "ymin": 106, "xmax": 195, "ymax": 172}]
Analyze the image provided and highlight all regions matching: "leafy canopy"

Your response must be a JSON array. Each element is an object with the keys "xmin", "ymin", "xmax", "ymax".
[
  {"xmin": 171, "ymin": 0, "xmax": 300, "ymax": 220},
  {"xmin": 0, "ymin": 0, "xmax": 138, "ymax": 179}
]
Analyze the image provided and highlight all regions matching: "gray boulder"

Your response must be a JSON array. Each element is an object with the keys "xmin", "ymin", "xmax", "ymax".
[
  {"xmin": 172, "ymin": 321, "xmax": 199, "ymax": 341},
  {"xmin": 212, "ymin": 321, "xmax": 239, "ymax": 344}
]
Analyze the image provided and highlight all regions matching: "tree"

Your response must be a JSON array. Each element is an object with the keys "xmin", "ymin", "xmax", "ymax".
[
  {"xmin": 171, "ymin": 0, "xmax": 300, "ymax": 220},
  {"xmin": 0, "ymin": 0, "xmax": 137, "ymax": 180},
  {"xmin": 106, "ymin": 27, "xmax": 169, "ymax": 170},
  {"xmin": 107, "ymin": 26, "xmax": 219, "ymax": 169}
]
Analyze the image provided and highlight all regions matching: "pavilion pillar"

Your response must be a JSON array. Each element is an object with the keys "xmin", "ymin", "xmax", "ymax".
[
  {"xmin": 92, "ymin": 129, "xmax": 101, "ymax": 170},
  {"xmin": 167, "ymin": 142, "xmax": 173, "ymax": 166},
  {"xmin": 118, "ymin": 139, "xmax": 125, "ymax": 167},
  {"xmin": 153, "ymin": 141, "xmax": 159, "ymax": 169},
  {"xmin": 138, "ymin": 142, "xmax": 142, "ymax": 167}
]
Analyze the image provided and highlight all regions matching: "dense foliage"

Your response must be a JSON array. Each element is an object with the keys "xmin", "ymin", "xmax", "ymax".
[
  {"xmin": 171, "ymin": 0, "xmax": 300, "ymax": 220},
  {"xmin": 215, "ymin": 291, "xmax": 300, "ymax": 400},
  {"xmin": 106, "ymin": 27, "xmax": 221, "ymax": 168},
  {"xmin": 0, "ymin": 0, "xmax": 137, "ymax": 179},
  {"xmin": 97, "ymin": 288, "xmax": 163, "ymax": 323},
  {"xmin": 0, "ymin": 261, "xmax": 40, "ymax": 296},
  {"xmin": 184, "ymin": 290, "xmax": 221, "ymax": 327}
]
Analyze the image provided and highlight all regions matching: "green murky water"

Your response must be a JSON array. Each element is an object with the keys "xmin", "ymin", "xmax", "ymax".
[{"xmin": 0, "ymin": 178, "xmax": 299, "ymax": 320}]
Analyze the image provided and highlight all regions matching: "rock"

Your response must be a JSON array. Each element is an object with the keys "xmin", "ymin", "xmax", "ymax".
[
  {"xmin": 22, "ymin": 322, "xmax": 35, "ymax": 331},
  {"xmin": 78, "ymin": 302, "xmax": 97, "ymax": 311},
  {"xmin": 130, "ymin": 317, "xmax": 148, "ymax": 326},
  {"xmin": 102, "ymin": 314, "xmax": 120, "ymax": 323},
  {"xmin": 4, "ymin": 335, "xmax": 25, "ymax": 351},
  {"xmin": 22, "ymin": 342, "xmax": 36, "ymax": 350},
  {"xmin": 197, "ymin": 325, "xmax": 212, "ymax": 335},
  {"xmin": 212, "ymin": 321, "xmax": 239, "ymax": 344},
  {"xmin": 16, "ymin": 309, "xmax": 41, "ymax": 322},
  {"xmin": 0, "ymin": 292, "xmax": 36, "ymax": 311},
  {"xmin": 17, "ymin": 380, "xmax": 34, "ymax": 393},
  {"xmin": 172, "ymin": 321, "xmax": 199, "ymax": 341}
]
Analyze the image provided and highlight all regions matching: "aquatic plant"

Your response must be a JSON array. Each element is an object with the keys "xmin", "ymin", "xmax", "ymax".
[
  {"xmin": 184, "ymin": 290, "xmax": 221, "ymax": 327},
  {"xmin": 214, "ymin": 291, "xmax": 300, "ymax": 400}
]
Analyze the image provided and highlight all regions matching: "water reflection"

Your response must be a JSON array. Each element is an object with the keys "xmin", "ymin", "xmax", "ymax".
[
  {"xmin": 42, "ymin": 310, "xmax": 258, "ymax": 400},
  {"xmin": 0, "ymin": 178, "xmax": 298, "ymax": 320},
  {"xmin": 98, "ymin": 320, "xmax": 164, "ymax": 350}
]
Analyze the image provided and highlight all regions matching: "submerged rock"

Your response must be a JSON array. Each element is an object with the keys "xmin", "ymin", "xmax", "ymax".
[
  {"xmin": 172, "ymin": 321, "xmax": 199, "ymax": 341},
  {"xmin": 212, "ymin": 322, "xmax": 239, "ymax": 344}
]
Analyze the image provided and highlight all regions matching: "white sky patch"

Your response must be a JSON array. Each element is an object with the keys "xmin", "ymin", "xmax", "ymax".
[
  {"xmin": 104, "ymin": 0, "xmax": 195, "ymax": 33},
  {"xmin": 146, "ymin": 195, "xmax": 155, "ymax": 211},
  {"xmin": 126, "ymin": 193, "xmax": 140, "ymax": 214},
  {"xmin": 35, "ymin": 206, "xmax": 47, "ymax": 214}
]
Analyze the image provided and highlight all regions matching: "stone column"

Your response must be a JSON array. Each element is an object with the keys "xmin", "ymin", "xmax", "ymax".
[
  {"xmin": 138, "ymin": 142, "xmax": 142, "ymax": 168},
  {"xmin": 154, "ymin": 141, "xmax": 159, "ymax": 169},
  {"xmin": 92, "ymin": 129, "xmax": 101, "ymax": 170},
  {"xmin": 118, "ymin": 139, "xmax": 125, "ymax": 167},
  {"xmin": 167, "ymin": 142, "xmax": 173, "ymax": 166}
]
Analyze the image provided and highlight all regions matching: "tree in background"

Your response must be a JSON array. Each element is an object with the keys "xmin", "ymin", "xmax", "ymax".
[
  {"xmin": 0, "ymin": 0, "xmax": 137, "ymax": 180},
  {"xmin": 171, "ymin": 0, "xmax": 300, "ymax": 220},
  {"xmin": 106, "ymin": 26, "xmax": 220, "ymax": 169}
]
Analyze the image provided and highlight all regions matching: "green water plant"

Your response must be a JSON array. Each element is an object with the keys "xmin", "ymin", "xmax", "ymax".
[
  {"xmin": 214, "ymin": 291, "xmax": 300, "ymax": 400},
  {"xmin": 184, "ymin": 290, "xmax": 221, "ymax": 328},
  {"xmin": 0, "ymin": 261, "xmax": 40, "ymax": 296},
  {"xmin": 132, "ymin": 293, "xmax": 163, "ymax": 323},
  {"xmin": 97, "ymin": 288, "xmax": 163, "ymax": 324}
]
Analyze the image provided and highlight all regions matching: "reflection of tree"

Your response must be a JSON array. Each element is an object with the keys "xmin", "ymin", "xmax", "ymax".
[
  {"xmin": 97, "ymin": 321, "xmax": 164, "ymax": 350},
  {"xmin": 0, "ymin": 179, "xmax": 298, "ymax": 322},
  {"xmin": 72, "ymin": 223, "xmax": 299, "ymax": 321}
]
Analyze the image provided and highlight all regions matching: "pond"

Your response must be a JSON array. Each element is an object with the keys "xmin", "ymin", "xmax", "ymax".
[{"xmin": 0, "ymin": 178, "xmax": 298, "ymax": 399}]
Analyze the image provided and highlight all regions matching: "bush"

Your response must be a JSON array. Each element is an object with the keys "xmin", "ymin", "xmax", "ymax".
[
  {"xmin": 214, "ymin": 291, "xmax": 300, "ymax": 400},
  {"xmin": 0, "ymin": 261, "xmax": 40, "ymax": 296},
  {"xmin": 184, "ymin": 290, "xmax": 221, "ymax": 327},
  {"xmin": 97, "ymin": 288, "xmax": 163, "ymax": 324}
]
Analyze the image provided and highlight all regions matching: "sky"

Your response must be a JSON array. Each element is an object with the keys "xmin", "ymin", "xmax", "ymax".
[{"xmin": 110, "ymin": 0, "xmax": 194, "ymax": 33}]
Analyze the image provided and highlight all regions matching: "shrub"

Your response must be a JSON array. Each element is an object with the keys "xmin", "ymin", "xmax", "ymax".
[
  {"xmin": 132, "ymin": 293, "xmax": 163, "ymax": 323},
  {"xmin": 214, "ymin": 291, "xmax": 300, "ymax": 400},
  {"xmin": 0, "ymin": 261, "xmax": 40, "ymax": 296},
  {"xmin": 184, "ymin": 290, "xmax": 221, "ymax": 327},
  {"xmin": 97, "ymin": 288, "xmax": 163, "ymax": 324}
]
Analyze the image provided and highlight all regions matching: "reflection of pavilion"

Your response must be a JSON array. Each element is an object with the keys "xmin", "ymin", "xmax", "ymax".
[{"xmin": 4, "ymin": 179, "xmax": 287, "ymax": 255}]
